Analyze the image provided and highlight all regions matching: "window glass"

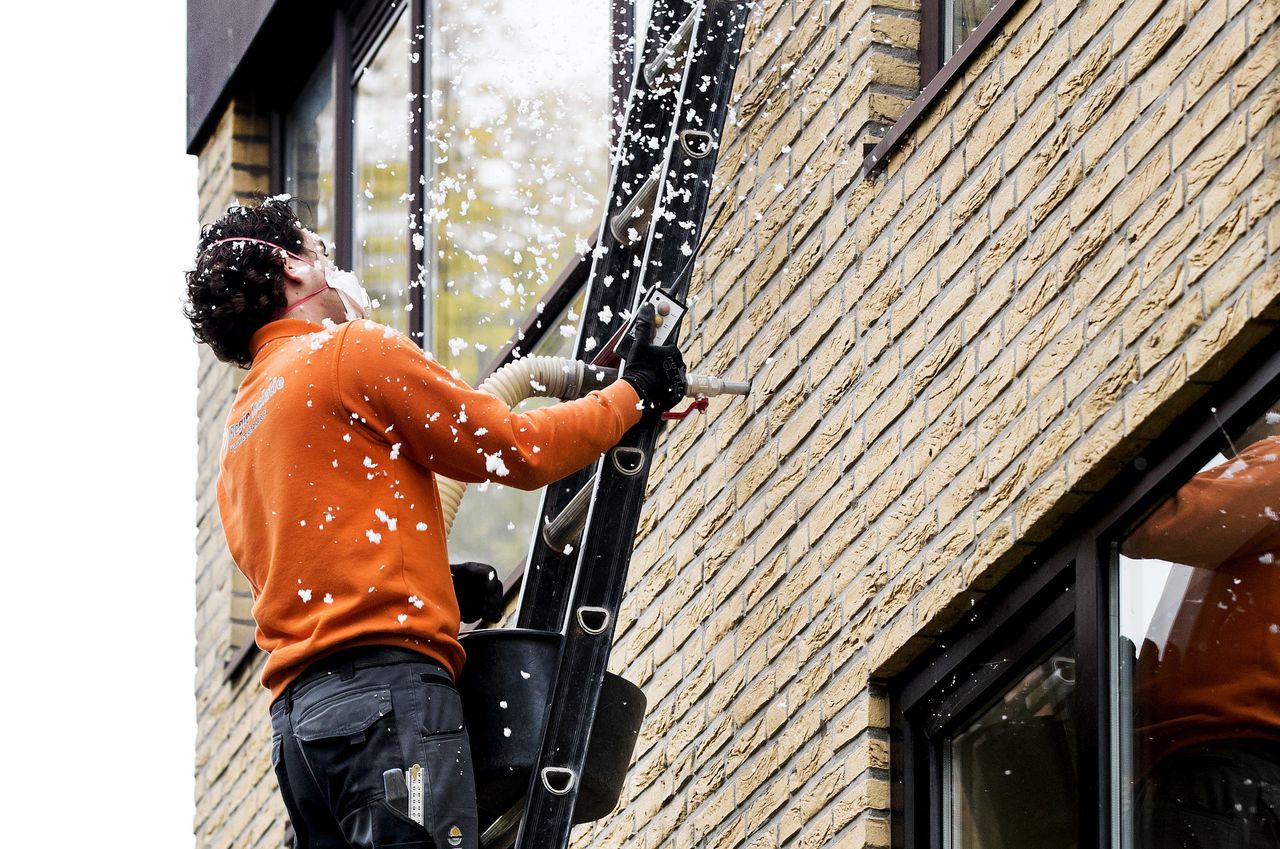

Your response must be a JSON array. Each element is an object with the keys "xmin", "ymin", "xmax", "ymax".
[
  {"xmin": 445, "ymin": 289, "xmax": 589, "ymax": 584},
  {"xmin": 284, "ymin": 48, "xmax": 337, "ymax": 247},
  {"xmin": 353, "ymin": 9, "xmax": 413, "ymax": 334},
  {"xmin": 946, "ymin": 641, "xmax": 1077, "ymax": 849},
  {"xmin": 426, "ymin": 0, "xmax": 610, "ymax": 383},
  {"xmin": 945, "ymin": 0, "xmax": 1000, "ymax": 58},
  {"xmin": 426, "ymin": 0, "xmax": 609, "ymax": 583},
  {"xmin": 528, "ymin": 289, "xmax": 588, "ymax": 360},
  {"xmin": 1116, "ymin": 402, "xmax": 1280, "ymax": 848}
]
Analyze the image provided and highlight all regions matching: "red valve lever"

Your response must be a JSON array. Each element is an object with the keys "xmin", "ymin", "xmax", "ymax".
[{"xmin": 661, "ymin": 397, "xmax": 710, "ymax": 421}]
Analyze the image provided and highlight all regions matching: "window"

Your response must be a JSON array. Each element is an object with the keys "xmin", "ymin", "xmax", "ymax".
[
  {"xmin": 866, "ymin": 0, "xmax": 1022, "ymax": 175},
  {"xmin": 941, "ymin": 0, "xmax": 1000, "ymax": 60},
  {"xmin": 892, "ymin": 558, "xmax": 1079, "ymax": 849},
  {"xmin": 426, "ymin": 0, "xmax": 610, "ymax": 383},
  {"xmin": 422, "ymin": 0, "xmax": 612, "ymax": 581},
  {"xmin": 892, "ymin": 341, "xmax": 1280, "ymax": 848},
  {"xmin": 283, "ymin": 48, "xmax": 337, "ymax": 248},
  {"xmin": 919, "ymin": 0, "xmax": 1007, "ymax": 83},
  {"xmin": 1115, "ymin": 393, "xmax": 1280, "ymax": 848},
  {"xmin": 266, "ymin": 0, "xmax": 639, "ymax": 592},
  {"xmin": 352, "ymin": 7, "xmax": 414, "ymax": 335},
  {"xmin": 946, "ymin": 642, "xmax": 1077, "ymax": 849}
]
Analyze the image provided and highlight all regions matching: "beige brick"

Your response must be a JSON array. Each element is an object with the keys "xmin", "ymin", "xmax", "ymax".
[
  {"xmin": 1186, "ymin": 115, "xmax": 1250, "ymax": 205},
  {"xmin": 1015, "ymin": 36, "xmax": 1072, "ymax": 114},
  {"xmin": 1115, "ymin": 144, "xmax": 1172, "ymax": 223},
  {"xmin": 1185, "ymin": 287, "xmax": 1255, "ymax": 379},
  {"xmin": 1126, "ymin": 83, "xmax": 1188, "ymax": 167},
  {"xmin": 1233, "ymin": 25, "xmax": 1280, "ymax": 106},
  {"xmin": 1188, "ymin": 203, "xmax": 1248, "ymax": 285},
  {"xmin": 891, "ymin": 185, "xmax": 939, "ymax": 255},
  {"xmin": 1003, "ymin": 6, "xmax": 1057, "ymax": 79},
  {"xmin": 1015, "ymin": 212, "xmax": 1071, "ymax": 284},
  {"xmin": 1142, "ymin": 0, "xmax": 1230, "ymax": 107},
  {"xmin": 1172, "ymin": 83, "xmax": 1233, "ymax": 167},
  {"xmin": 1139, "ymin": 290, "xmax": 1205, "ymax": 375},
  {"xmin": 963, "ymin": 95, "xmax": 1018, "ymax": 171},
  {"xmin": 902, "ymin": 214, "xmax": 951, "ymax": 284},
  {"xmin": 1188, "ymin": 16, "xmax": 1250, "ymax": 103},
  {"xmin": 1125, "ymin": 181, "xmax": 1184, "ymax": 257},
  {"xmin": 1113, "ymin": 0, "xmax": 1162, "ymax": 51},
  {"xmin": 1141, "ymin": 210, "xmax": 1200, "ymax": 280},
  {"xmin": 1126, "ymin": 3, "xmax": 1189, "ymax": 84},
  {"xmin": 905, "ymin": 128, "xmax": 955, "ymax": 200},
  {"xmin": 1057, "ymin": 36, "xmax": 1114, "ymax": 116}
]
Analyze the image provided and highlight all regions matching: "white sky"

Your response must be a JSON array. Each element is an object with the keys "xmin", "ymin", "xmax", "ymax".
[
  {"xmin": 0, "ymin": 3, "xmax": 197, "ymax": 845},
  {"xmin": 0, "ymin": 5, "xmax": 641, "ymax": 844}
]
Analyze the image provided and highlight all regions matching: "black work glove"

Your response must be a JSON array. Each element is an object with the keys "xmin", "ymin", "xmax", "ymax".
[
  {"xmin": 620, "ymin": 303, "xmax": 688, "ymax": 426},
  {"xmin": 451, "ymin": 561, "xmax": 505, "ymax": 623}
]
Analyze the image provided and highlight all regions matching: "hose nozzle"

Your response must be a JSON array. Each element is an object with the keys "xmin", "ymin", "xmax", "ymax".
[{"xmin": 685, "ymin": 374, "xmax": 750, "ymax": 398}]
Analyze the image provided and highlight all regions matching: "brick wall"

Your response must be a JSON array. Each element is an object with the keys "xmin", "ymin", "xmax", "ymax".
[
  {"xmin": 589, "ymin": 0, "xmax": 1279, "ymax": 847},
  {"xmin": 191, "ymin": 0, "xmax": 1278, "ymax": 846},
  {"xmin": 192, "ymin": 99, "xmax": 290, "ymax": 849}
]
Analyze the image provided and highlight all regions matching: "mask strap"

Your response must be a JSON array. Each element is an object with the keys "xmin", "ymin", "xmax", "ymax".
[
  {"xmin": 202, "ymin": 237, "xmax": 312, "ymax": 264},
  {"xmin": 274, "ymin": 284, "xmax": 331, "ymax": 319}
]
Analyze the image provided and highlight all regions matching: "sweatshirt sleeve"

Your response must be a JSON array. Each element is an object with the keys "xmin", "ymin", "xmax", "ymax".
[
  {"xmin": 1122, "ymin": 437, "xmax": 1280, "ymax": 569},
  {"xmin": 334, "ymin": 320, "xmax": 643, "ymax": 490}
]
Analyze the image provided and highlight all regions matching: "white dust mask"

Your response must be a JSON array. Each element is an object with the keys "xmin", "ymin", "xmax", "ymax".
[{"xmin": 325, "ymin": 265, "xmax": 373, "ymax": 321}]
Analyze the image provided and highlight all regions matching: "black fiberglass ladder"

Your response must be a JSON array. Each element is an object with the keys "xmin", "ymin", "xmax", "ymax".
[{"xmin": 469, "ymin": 4, "xmax": 751, "ymax": 847}]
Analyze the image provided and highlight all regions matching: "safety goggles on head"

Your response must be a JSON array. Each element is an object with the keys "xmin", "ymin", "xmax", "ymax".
[
  {"xmin": 202, "ymin": 237, "xmax": 371, "ymax": 321},
  {"xmin": 202, "ymin": 236, "xmax": 313, "ymax": 265}
]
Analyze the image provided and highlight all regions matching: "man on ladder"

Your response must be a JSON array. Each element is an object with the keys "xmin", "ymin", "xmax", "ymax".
[{"xmin": 183, "ymin": 196, "xmax": 686, "ymax": 849}]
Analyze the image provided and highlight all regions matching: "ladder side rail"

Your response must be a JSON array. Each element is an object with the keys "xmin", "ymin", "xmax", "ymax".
[{"xmin": 634, "ymin": 3, "xmax": 748, "ymax": 305}]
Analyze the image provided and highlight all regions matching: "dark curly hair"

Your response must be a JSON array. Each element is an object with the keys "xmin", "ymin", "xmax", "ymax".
[{"xmin": 184, "ymin": 197, "xmax": 311, "ymax": 367}]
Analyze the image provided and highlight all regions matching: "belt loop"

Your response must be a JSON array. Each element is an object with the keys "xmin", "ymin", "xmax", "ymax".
[{"xmin": 340, "ymin": 657, "xmax": 356, "ymax": 681}]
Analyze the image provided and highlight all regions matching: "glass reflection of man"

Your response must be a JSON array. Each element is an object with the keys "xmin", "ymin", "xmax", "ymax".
[{"xmin": 1122, "ymin": 409, "xmax": 1280, "ymax": 848}]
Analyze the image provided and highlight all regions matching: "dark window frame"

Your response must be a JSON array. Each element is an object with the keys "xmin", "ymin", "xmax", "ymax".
[
  {"xmin": 862, "ymin": 0, "xmax": 1023, "ymax": 178},
  {"xmin": 888, "ymin": 333, "xmax": 1280, "ymax": 849}
]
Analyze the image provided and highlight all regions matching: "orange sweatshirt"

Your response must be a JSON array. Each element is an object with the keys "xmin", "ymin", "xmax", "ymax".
[
  {"xmin": 217, "ymin": 318, "xmax": 642, "ymax": 699},
  {"xmin": 1123, "ymin": 434, "xmax": 1280, "ymax": 765}
]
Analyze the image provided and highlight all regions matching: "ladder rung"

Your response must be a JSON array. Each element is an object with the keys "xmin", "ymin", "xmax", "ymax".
[
  {"xmin": 480, "ymin": 798, "xmax": 524, "ymax": 849},
  {"xmin": 542, "ymin": 476, "xmax": 596, "ymax": 552},
  {"xmin": 608, "ymin": 172, "xmax": 662, "ymax": 246},
  {"xmin": 643, "ymin": 9, "xmax": 699, "ymax": 87}
]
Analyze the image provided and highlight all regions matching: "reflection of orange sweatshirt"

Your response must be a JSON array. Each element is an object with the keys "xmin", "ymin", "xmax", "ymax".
[
  {"xmin": 1123, "ymin": 434, "xmax": 1280, "ymax": 764},
  {"xmin": 217, "ymin": 318, "xmax": 642, "ymax": 699}
]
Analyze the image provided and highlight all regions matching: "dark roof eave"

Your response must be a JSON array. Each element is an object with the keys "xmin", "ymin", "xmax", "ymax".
[{"xmin": 186, "ymin": 0, "xmax": 280, "ymax": 153}]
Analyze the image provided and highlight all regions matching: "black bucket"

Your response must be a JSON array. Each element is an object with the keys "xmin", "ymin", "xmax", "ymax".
[{"xmin": 457, "ymin": 628, "xmax": 646, "ymax": 824}]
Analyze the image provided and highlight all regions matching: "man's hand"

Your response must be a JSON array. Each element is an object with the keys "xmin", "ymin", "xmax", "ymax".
[
  {"xmin": 621, "ymin": 303, "xmax": 688, "ymax": 425},
  {"xmin": 450, "ymin": 561, "xmax": 505, "ymax": 623}
]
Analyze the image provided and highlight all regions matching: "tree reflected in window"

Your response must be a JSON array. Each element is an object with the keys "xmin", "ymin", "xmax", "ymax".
[
  {"xmin": 353, "ymin": 8, "xmax": 413, "ymax": 334},
  {"xmin": 285, "ymin": 49, "xmax": 337, "ymax": 247},
  {"xmin": 427, "ymin": 0, "xmax": 608, "ymax": 383}
]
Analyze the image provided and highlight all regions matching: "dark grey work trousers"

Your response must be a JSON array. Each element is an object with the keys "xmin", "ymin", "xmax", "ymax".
[
  {"xmin": 1137, "ymin": 740, "xmax": 1280, "ymax": 849},
  {"xmin": 269, "ymin": 647, "xmax": 479, "ymax": 849}
]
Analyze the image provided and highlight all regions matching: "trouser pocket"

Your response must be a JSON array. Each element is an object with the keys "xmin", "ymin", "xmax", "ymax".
[
  {"xmin": 418, "ymin": 730, "xmax": 476, "ymax": 849},
  {"xmin": 294, "ymin": 686, "xmax": 401, "ymax": 819},
  {"xmin": 414, "ymin": 682, "xmax": 477, "ymax": 849}
]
